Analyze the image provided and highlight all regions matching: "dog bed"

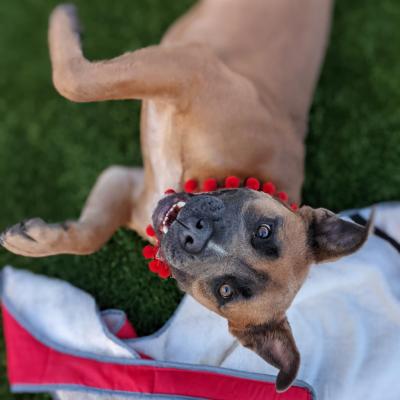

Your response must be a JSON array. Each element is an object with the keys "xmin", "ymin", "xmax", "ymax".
[{"xmin": 1, "ymin": 203, "xmax": 400, "ymax": 399}]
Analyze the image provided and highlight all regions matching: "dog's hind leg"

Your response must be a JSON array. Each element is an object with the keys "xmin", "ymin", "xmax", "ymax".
[
  {"xmin": 48, "ymin": 4, "xmax": 199, "ymax": 104},
  {"xmin": 0, "ymin": 166, "xmax": 144, "ymax": 257}
]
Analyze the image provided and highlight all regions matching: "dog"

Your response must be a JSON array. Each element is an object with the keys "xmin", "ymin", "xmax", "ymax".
[{"xmin": 0, "ymin": 0, "xmax": 372, "ymax": 392}]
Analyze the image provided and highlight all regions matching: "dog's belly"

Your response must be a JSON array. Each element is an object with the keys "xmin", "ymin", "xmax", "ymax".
[
  {"xmin": 162, "ymin": 0, "xmax": 333, "ymax": 125},
  {"xmin": 141, "ymin": 100, "xmax": 183, "ymax": 202}
]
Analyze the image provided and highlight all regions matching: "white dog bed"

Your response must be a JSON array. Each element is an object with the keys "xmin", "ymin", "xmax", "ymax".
[{"xmin": 1, "ymin": 203, "xmax": 400, "ymax": 400}]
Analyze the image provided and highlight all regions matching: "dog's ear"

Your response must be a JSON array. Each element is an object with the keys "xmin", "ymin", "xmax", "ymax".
[
  {"xmin": 230, "ymin": 317, "xmax": 300, "ymax": 392},
  {"xmin": 299, "ymin": 206, "xmax": 374, "ymax": 263}
]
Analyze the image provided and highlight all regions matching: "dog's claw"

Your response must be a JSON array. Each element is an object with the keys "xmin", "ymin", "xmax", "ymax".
[
  {"xmin": 0, "ymin": 217, "xmax": 82, "ymax": 256},
  {"xmin": 0, "ymin": 218, "xmax": 65, "ymax": 256},
  {"xmin": 6, "ymin": 220, "xmax": 39, "ymax": 242},
  {"xmin": 20, "ymin": 230, "xmax": 37, "ymax": 242}
]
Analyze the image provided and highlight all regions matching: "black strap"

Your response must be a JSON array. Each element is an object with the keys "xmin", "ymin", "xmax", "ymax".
[{"xmin": 350, "ymin": 213, "xmax": 400, "ymax": 254}]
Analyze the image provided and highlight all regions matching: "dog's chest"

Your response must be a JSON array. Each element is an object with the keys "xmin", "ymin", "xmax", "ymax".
[{"xmin": 142, "ymin": 100, "xmax": 183, "ymax": 196}]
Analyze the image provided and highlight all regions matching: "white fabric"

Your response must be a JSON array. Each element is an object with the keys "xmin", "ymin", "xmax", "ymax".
[
  {"xmin": 2, "ymin": 267, "xmax": 135, "ymax": 359},
  {"xmin": 3, "ymin": 202, "xmax": 400, "ymax": 400}
]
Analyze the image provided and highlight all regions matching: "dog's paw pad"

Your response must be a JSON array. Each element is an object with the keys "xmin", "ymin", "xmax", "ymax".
[{"xmin": 0, "ymin": 218, "xmax": 66, "ymax": 256}]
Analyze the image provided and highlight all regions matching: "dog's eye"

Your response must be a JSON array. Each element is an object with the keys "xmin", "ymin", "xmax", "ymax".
[
  {"xmin": 255, "ymin": 224, "xmax": 272, "ymax": 239},
  {"xmin": 219, "ymin": 283, "xmax": 233, "ymax": 298}
]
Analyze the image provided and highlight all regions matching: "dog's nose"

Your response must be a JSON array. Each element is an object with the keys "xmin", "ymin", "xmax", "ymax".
[{"xmin": 178, "ymin": 215, "xmax": 213, "ymax": 254}]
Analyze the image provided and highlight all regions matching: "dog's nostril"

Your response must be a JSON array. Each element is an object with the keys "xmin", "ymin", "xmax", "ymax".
[
  {"xmin": 196, "ymin": 219, "xmax": 204, "ymax": 230},
  {"xmin": 185, "ymin": 235, "xmax": 194, "ymax": 246},
  {"xmin": 178, "ymin": 216, "xmax": 213, "ymax": 254}
]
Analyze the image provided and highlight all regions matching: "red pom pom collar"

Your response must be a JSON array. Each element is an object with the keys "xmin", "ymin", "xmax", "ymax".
[
  {"xmin": 143, "ymin": 176, "xmax": 298, "ymax": 279},
  {"xmin": 142, "ymin": 232, "xmax": 172, "ymax": 280}
]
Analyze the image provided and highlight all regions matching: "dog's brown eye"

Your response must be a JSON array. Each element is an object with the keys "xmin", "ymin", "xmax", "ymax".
[
  {"xmin": 219, "ymin": 284, "xmax": 233, "ymax": 298},
  {"xmin": 255, "ymin": 224, "xmax": 271, "ymax": 239}
]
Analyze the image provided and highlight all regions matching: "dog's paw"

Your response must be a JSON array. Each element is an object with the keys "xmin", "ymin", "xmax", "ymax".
[{"xmin": 0, "ymin": 218, "xmax": 71, "ymax": 257}]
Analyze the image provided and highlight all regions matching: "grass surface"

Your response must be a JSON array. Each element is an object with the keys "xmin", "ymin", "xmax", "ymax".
[{"xmin": 0, "ymin": 0, "xmax": 399, "ymax": 398}]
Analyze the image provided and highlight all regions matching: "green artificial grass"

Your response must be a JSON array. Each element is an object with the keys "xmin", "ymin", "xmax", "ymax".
[{"xmin": 0, "ymin": 0, "xmax": 399, "ymax": 398}]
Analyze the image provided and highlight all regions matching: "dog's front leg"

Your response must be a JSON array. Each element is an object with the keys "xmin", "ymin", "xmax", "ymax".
[{"xmin": 0, "ymin": 166, "xmax": 144, "ymax": 257}]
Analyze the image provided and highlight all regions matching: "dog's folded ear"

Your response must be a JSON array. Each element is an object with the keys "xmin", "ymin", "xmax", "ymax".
[
  {"xmin": 299, "ymin": 206, "xmax": 374, "ymax": 263},
  {"xmin": 230, "ymin": 317, "xmax": 300, "ymax": 393}
]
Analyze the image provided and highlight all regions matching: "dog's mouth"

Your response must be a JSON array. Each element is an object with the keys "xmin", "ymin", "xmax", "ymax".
[
  {"xmin": 152, "ymin": 193, "xmax": 191, "ymax": 238},
  {"xmin": 160, "ymin": 200, "xmax": 186, "ymax": 234}
]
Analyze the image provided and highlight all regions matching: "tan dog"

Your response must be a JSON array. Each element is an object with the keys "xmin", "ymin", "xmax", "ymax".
[{"xmin": 0, "ymin": 0, "xmax": 371, "ymax": 392}]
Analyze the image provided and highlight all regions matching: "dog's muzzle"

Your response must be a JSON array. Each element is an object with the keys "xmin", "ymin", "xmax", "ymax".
[{"xmin": 153, "ymin": 193, "xmax": 225, "ymax": 257}]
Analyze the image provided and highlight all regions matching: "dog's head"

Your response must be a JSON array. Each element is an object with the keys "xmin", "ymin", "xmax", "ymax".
[{"xmin": 152, "ymin": 188, "xmax": 371, "ymax": 391}]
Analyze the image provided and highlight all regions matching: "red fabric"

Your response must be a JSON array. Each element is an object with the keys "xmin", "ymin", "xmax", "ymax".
[
  {"xmin": 148, "ymin": 260, "xmax": 171, "ymax": 279},
  {"xmin": 224, "ymin": 176, "xmax": 241, "ymax": 188},
  {"xmin": 277, "ymin": 191, "xmax": 289, "ymax": 202},
  {"xmin": 112, "ymin": 314, "xmax": 153, "ymax": 360},
  {"xmin": 2, "ymin": 306, "xmax": 312, "ymax": 400},
  {"xmin": 145, "ymin": 225, "xmax": 156, "ymax": 237},
  {"xmin": 115, "ymin": 319, "xmax": 138, "ymax": 340},
  {"xmin": 142, "ymin": 245, "xmax": 158, "ymax": 260},
  {"xmin": 262, "ymin": 182, "xmax": 276, "ymax": 195},
  {"xmin": 184, "ymin": 179, "xmax": 198, "ymax": 193},
  {"xmin": 148, "ymin": 259, "xmax": 161, "ymax": 273},
  {"xmin": 203, "ymin": 178, "xmax": 218, "ymax": 191},
  {"xmin": 245, "ymin": 177, "xmax": 261, "ymax": 190},
  {"xmin": 157, "ymin": 263, "xmax": 171, "ymax": 278}
]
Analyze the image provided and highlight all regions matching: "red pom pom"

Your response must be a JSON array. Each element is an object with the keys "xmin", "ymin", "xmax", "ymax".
[
  {"xmin": 245, "ymin": 177, "xmax": 260, "ymax": 190},
  {"xmin": 148, "ymin": 259, "xmax": 162, "ymax": 273},
  {"xmin": 278, "ymin": 191, "xmax": 289, "ymax": 202},
  {"xmin": 157, "ymin": 262, "xmax": 171, "ymax": 279},
  {"xmin": 146, "ymin": 225, "xmax": 156, "ymax": 237},
  {"xmin": 202, "ymin": 178, "xmax": 218, "ymax": 192},
  {"xmin": 224, "ymin": 176, "xmax": 240, "ymax": 188},
  {"xmin": 164, "ymin": 188, "xmax": 176, "ymax": 195},
  {"xmin": 290, "ymin": 203, "xmax": 298, "ymax": 211},
  {"xmin": 262, "ymin": 182, "xmax": 276, "ymax": 195},
  {"xmin": 142, "ymin": 245, "xmax": 158, "ymax": 259},
  {"xmin": 184, "ymin": 179, "xmax": 198, "ymax": 193}
]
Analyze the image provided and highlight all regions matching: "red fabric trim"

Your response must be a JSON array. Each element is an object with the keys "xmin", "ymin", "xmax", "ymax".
[
  {"xmin": 115, "ymin": 319, "xmax": 137, "ymax": 340},
  {"xmin": 114, "ymin": 318, "xmax": 153, "ymax": 360},
  {"xmin": 2, "ymin": 306, "xmax": 311, "ymax": 400}
]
